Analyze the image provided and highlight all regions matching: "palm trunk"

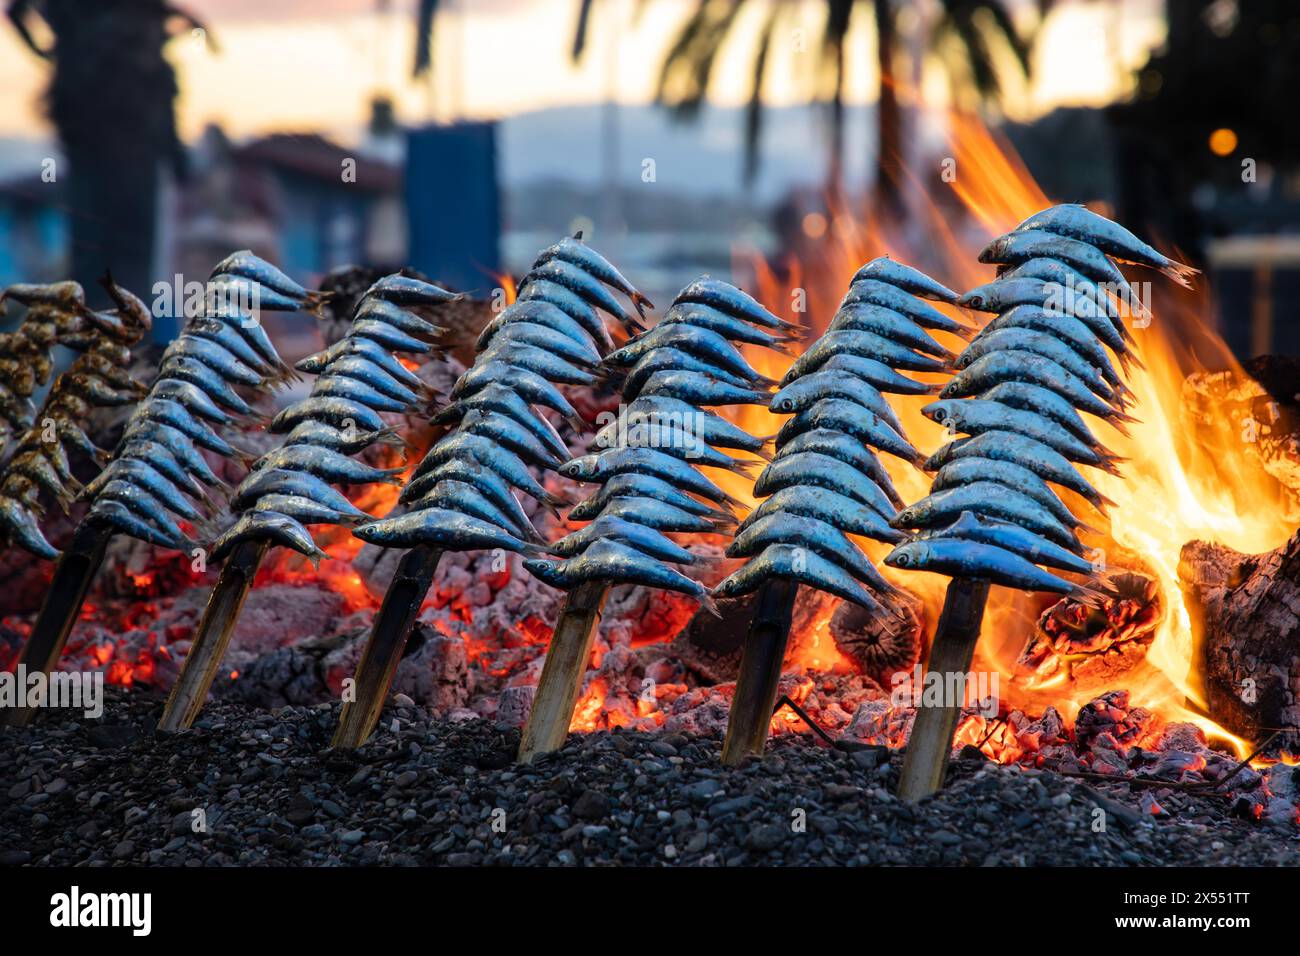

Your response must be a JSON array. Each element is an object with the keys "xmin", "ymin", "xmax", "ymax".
[{"xmin": 871, "ymin": 0, "xmax": 903, "ymax": 218}]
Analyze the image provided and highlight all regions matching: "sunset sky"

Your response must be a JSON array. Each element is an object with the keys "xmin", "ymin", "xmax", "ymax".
[{"xmin": 0, "ymin": 0, "xmax": 1165, "ymax": 144}]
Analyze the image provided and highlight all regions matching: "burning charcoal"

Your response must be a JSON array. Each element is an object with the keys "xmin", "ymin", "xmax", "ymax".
[
  {"xmin": 1009, "ymin": 705, "xmax": 1068, "ymax": 752},
  {"xmin": 1014, "ymin": 571, "xmax": 1159, "ymax": 692},
  {"xmin": 1075, "ymin": 690, "xmax": 1163, "ymax": 751},
  {"xmin": 843, "ymin": 697, "xmax": 915, "ymax": 748}
]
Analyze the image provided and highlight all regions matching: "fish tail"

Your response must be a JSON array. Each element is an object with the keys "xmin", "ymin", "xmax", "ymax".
[
  {"xmin": 698, "ymin": 592, "xmax": 723, "ymax": 619},
  {"xmin": 302, "ymin": 290, "xmax": 338, "ymax": 314},
  {"xmin": 631, "ymin": 291, "xmax": 655, "ymax": 315},
  {"xmin": 565, "ymin": 413, "xmax": 587, "ymax": 431},
  {"xmin": 768, "ymin": 340, "xmax": 798, "ymax": 357},
  {"xmin": 374, "ymin": 427, "xmax": 413, "ymax": 450},
  {"xmin": 750, "ymin": 445, "xmax": 774, "ymax": 463},
  {"xmin": 1160, "ymin": 260, "xmax": 1200, "ymax": 290},
  {"xmin": 728, "ymin": 458, "xmax": 763, "ymax": 478},
  {"xmin": 1068, "ymin": 583, "xmax": 1112, "ymax": 608},
  {"xmin": 948, "ymin": 323, "xmax": 979, "ymax": 342},
  {"xmin": 1095, "ymin": 455, "xmax": 1127, "ymax": 476}
]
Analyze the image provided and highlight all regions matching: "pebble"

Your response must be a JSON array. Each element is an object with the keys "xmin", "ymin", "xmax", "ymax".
[{"xmin": 0, "ymin": 688, "xmax": 1293, "ymax": 868}]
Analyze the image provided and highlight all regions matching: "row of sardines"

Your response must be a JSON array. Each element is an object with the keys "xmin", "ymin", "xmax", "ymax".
[
  {"xmin": 211, "ymin": 274, "xmax": 458, "ymax": 565},
  {"xmin": 0, "ymin": 277, "xmax": 153, "ymax": 557},
  {"xmin": 529, "ymin": 278, "xmax": 805, "ymax": 611},
  {"xmin": 883, "ymin": 204, "xmax": 1194, "ymax": 597},
  {"xmin": 1, "ymin": 206, "xmax": 1192, "ymax": 630}
]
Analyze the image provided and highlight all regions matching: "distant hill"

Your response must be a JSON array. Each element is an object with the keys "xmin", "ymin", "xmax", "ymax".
[{"xmin": 499, "ymin": 101, "xmax": 870, "ymax": 202}]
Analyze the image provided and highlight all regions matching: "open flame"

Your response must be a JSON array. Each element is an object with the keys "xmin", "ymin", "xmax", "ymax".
[{"xmin": 718, "ymin": 109, "xmax": 1293, "ymax": 757}]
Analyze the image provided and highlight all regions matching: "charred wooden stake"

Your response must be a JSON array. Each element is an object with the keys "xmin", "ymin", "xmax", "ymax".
[
  {"xmin": 332, "ymin": 544, "xmax": 444, "ymax": 749},
  {"xmin": 896, "ymin": 577, "xmax": 991, "ymax": 802},
  {"xmin": 0, "ymin": 522, "xmax": 112, "ymax": 728},
  {"xmin": 157, "ymin": 539, "xmax": 270, "ymax": 732},
  {"xmin": 721, "ymin": 576, "xmax": 799, "ymax": 765},
  {"xmin": 517, "ymin": 580, "xmax": 609, "ymax": 763}
]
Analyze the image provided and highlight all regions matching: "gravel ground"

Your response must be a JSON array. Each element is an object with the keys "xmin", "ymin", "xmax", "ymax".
[{"xmin": 2, "ymin": 688, "xmax": 1298, "ymax": 867}]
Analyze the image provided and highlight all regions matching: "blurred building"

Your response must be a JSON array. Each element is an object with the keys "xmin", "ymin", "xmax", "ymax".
[
  {"xmin": 405, "ymin": 122, "xmax": 500, "ymax": 295},
  {"xmin": 0, "ymin": 175, "xmax": 67, "ymax": 292}
]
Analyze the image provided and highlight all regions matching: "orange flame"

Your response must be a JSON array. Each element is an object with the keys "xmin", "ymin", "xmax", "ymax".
[{"xmin": 719, "ymin": 110, "xmax": 1290, "ymax": 756}]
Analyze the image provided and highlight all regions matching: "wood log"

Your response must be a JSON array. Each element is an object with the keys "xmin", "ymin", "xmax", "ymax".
[
  {"xmin": 517, "ymin": 580, "xmax": 610, "ymax": 763},
  {"xmin": 0, "ymin": 522, "xmax": 110, "ymax": 728},
  {"xmin": 896, "ymin": 577, "xmax": 991, "ymax": 802},
  {"xmin": 828, "ymin": 591, "xmax": 924, "ymax": 686},
  {"xmin": 1179, "ymin": 528, "xmax": 1300, "ymax": 747},
  {"xmin": 157, "ymin": 539, "xmax": 269, "ymax": 732},
  {"xmin": 332, "ymin": 544, "xmax": 444, "ymax": 749},
  {"xmin": 721, "ymin": 576, "xmax": 799, "ymax": 765}
]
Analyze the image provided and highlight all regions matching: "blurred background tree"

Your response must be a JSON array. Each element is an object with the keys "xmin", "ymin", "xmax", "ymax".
[
  {"xmin": 569, "ymin": 0, "xmax": 1036, "ymax": 216},
  {"xmin": 6, "ymin": 0, "xmax": 209, "ymax": 304}
]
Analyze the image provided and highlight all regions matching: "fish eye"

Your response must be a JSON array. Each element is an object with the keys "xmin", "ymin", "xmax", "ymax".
[
  {"xmin": 894, "ymin": 553, "xmax": 910, "ymax": 567},
  {"xmin": 967, "ymin": 295, "xmax": 984, "ymax": 309}
]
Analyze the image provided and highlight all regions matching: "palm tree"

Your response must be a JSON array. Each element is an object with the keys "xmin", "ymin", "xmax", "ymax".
[
  {"xmin": 573, "ymin": 0, "xmax": 1034, "ymax": 212},
  {"xmin": 7, "ymin": 0, "xmax": 209, "ymax": 303}
]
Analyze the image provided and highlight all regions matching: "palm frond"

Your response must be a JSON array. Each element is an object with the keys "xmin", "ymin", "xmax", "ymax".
[
  {"xmin": 656, "ymin": 0, "xmax": 746, "ymax": 118},
  {"xmin": 744, "ymin": 4, "xmax": 781, "ymax": 182},
  {"xmin": 571, "ymin": 0, "xmax": 595, "ymax": 61},
  {"xmin": 413, "ymin": 0, "xmax": 439, "ymax": 79}
]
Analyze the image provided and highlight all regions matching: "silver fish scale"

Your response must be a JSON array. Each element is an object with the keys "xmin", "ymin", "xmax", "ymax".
[
  {"xmin": 718, "ymin": 257, "xmax": 945, "ymax": 605},
  {"xmin": 530, "ymin": 275, "xmax": 784, "ymax": 602},
  {"xmin": 888, "ymin": 205, "xmax": 1166, "ymax": 593},
  {"xmin": 83, "ymin": 253, "xmax": 314, "ymax": 553},
  {"xmin": 222, "ymin": 276, "xmax": 452, "ymax": 562},
  {"xmin": 360, "ymin": 239, "xmax": 653, "ymax": 561}
]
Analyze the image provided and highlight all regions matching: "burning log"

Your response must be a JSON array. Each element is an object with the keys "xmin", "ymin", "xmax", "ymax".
[
  {"xmin": 828, "ymin": 590, "xmax": 925, "ymax": 686},
  {"xmin": 1013, "ymin": 571, "xmax": 1159, "ymax": 692},
  {"xmin": 1180, "ymin": 528, "xmax": 1300, "ymax": 748},
  {"xmin": 1181, "ymin": 356, "xmax": 1300, "ymax": 519}
]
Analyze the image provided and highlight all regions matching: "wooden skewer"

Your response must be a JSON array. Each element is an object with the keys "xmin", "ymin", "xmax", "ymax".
[
  {"xmin": 0, "ymin": 522, "xmax": 112, "ymax": 728},
  {"xmin": 721, "ymin": 576, "xmax": 799, "ymax": 766},
  {"xmin": 517, "ymin": 579, "xmax": 609, "ymax": 764},
  {"xmin": 157, "ymin": 539, "xmax": 269, "ymax": 732},
  {"xmin": 331, "ymin": 544, "xmax": 444, "ymax": 749},
  {"xmin": 896, "ymin": 576, "xmax": 991, "ymax": 802}
]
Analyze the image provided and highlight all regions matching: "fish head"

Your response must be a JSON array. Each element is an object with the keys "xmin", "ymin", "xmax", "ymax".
[
  {"xmin": 920, "ymin": 400, "xmax": 957, "ymax": 425},
  {"xmin": 890, "ymin": 506, "xmax": 919, "ymax": 529},
  {"xmin": 977, "ymin": 236, "xmax": 1008, "ymax": 264},
  {"xmin": 883, "ymin": 541, "xmax": 924, "ymax": 569},
  {"xmin": 558, "ymin": 455, "xmax": 598, "ymax": 480},
  {"xmin": 523, "ymin": 559, "xmax": 567, "ymax": 588},
  {"xmin": 957, "ymin": 289, "xmax": 988, "ymax": 311}
]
